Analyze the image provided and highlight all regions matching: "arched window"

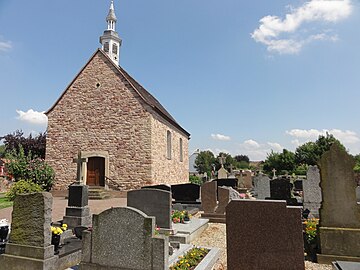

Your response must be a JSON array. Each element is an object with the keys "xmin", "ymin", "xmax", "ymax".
[
  {"xmin": 179, "ymin": 138, "xmax": 183, "ymax": 162},
  {"xmin": 112, "ymin": 43, "xmax": 118, "ymax": 54},
  {"xmin": 104, "ymin": 42, "xmax": 109, "ymax": 52},
  {"xmin": 167, "ymin": 131, "xmax": 172, "ymax": 159}
]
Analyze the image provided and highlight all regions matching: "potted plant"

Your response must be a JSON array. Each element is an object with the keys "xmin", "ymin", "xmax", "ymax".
[
  {"xmin": 171, "ymin": 210, "xmax": 192, "ymax": 224},
  {"xmin": 303, "ymin": 218, "xmax": 319, "ymax": 262},
  {"xmin": 51, "ymin": 223, "xmax": 67, "ymax": 254}
]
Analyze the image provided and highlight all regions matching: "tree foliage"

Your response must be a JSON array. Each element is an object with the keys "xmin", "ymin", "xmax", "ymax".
[
  {"xmin": 263, "ymin": 133, "xmax": 348, "ymax": 175},
  {"xmin": 263, "ymin": 149, "xmax": 296, "ymax": 175},
  {"xmin": 194, "ymin": 150, "xmax": 216, "ymax": 177},
  {"xmin": 0, "ymin": 130, "xmax": 46, "ymax": 159},
  {"xmin": 295, "ymin": 133, "xmax": 345, "ymax": 165},
  {"xmin": 5, "ymin": 146, "xmax": 54, "ymax": 191}
]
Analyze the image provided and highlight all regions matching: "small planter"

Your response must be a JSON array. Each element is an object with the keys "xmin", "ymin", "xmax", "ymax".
[
  {"xmin": 51, "ymin": 234, "xmax": 61, "ymax": 255},
  {"xmin": 0, "ymin": 226, "xmax": 9, "ymax": 242},
  {"xmin": 304, "ymin": 240, "xmax": 318, "ymax": 262}
]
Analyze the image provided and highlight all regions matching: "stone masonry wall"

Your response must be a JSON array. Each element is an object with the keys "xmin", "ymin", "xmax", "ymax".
[
  {"xmin": 46, "ymin": 52, "xmax": 152, "ymax": 190},
  {"xmin": 150, "ymin": 115, "xmax": 189, "ymax": 184}
]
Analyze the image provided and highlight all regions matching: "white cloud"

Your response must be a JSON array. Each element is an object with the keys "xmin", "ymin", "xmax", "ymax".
[
  {"xmin": 286, "ymin": 128, "xmax": 360, "ymax": 144},
  {"xmin": 0, "ymin": 38, "xmax": 12, "ymax": 52},
  {"xmin": 267, "ymin": 142, "xmax": 283, "ymax": 151},
  {"xmin": 16, "ymin": 109, "xmax": 48, "ymax": 125},
  {"xmin": 211, "ymin": 133, "xmax": 231, "ymax": 141},
  {"xmin": 238, "ymin": 139, "xmax": 284, "ymax": 161},
  {"xmin": 242, "ymin": 139, "xmax": 260, "ymax": 149},
  {"xmin": 251, "ymin": 0, "xmax": 352, "ymax": 54}
]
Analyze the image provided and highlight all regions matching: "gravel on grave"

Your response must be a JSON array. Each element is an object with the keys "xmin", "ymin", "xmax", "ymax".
[{"xmin": 190, "ymin": 223, "xmax": 332, "ymax": 270}]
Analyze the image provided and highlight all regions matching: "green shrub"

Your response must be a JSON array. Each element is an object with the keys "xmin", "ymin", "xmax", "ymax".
[
  {"xmin": 6, "ymin": 180, "xmax": 43, "ymax": 201},
  {"xmin": 5, "ymin": 146, "xmax": 54, "ymax": 191},
  {"xmin": 189, "ymin": 175, "xmax": 203, "ymax": 185}
]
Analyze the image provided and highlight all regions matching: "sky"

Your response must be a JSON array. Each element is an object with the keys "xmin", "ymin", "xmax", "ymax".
[{"xmin": 0, "ymin": 0, "xmax": 359, "ymax": 161}]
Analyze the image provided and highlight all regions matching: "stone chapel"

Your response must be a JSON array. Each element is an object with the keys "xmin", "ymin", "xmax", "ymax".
[{"xmin": 45, "ymin": 1, "xmax": 190, "ymax": 190}]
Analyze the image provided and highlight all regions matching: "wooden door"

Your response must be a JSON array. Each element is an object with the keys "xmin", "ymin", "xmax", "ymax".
[{"xmin": 86, "ymin": 157, "xmax": 105, "ymax": 186}]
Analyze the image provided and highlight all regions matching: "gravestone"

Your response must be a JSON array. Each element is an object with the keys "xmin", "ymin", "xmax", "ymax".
[
  {"xmin": 253, "ymin": 174, "xmax": 270, "ymax": 200},
  {"xmin": 63, "ymin": 184, "xmax": 91, "ymax": 228},
  {"xmin": 240, "ymin": 171, "xmax": 253, "ymax": 189},
  {"xmin": 293, "ymin": 179, "xmax": 303, "ymax": 191},
  {"xmin": 303, "ymin": 166, "xmax": 322, "ymax": 218},
  {"xmin": 217, "ymin": 167, "xmax": 228, "ymax": 179},
  {"xmin": 226, "ymin": 200, "xmax": 304, "ymax": 270},
  {"xmin": 215, "ymin": 187, "xmax": 240, "ymax": 214},
  {"xmin": 269, "ymin": 177, "xmax": 292, "ymax": 200},
  {"xmin": 317, "ymin": 144, "xmax": 360, "ymax": 264},
  {"xmin": 142, "ymin": 184, "xmax": 171, "ymax": 192},
  {"xmin": 201, "ymin": 181, "xmax": 218, "ymax": 213},
  {"xmin": 213, "ymin": 178, "xmax": 237, "ymax": 189},
  {"xmin": 0, "ymin": 192, "xmax": 58, "ymax": 269},
  {"xmin": 80, "ymin": 207, "xmax": 168, "ymax": 270},
  {"xmin": 356, "ymin": 186, "xmax": 360, "ymax": 202},
  {"xmin": 127, "ymin": 189, "xmax": 172, "ymax": 230},
  {"xmin": 171, "ymin": 183, "xmax": 200, "ymax": 204}
]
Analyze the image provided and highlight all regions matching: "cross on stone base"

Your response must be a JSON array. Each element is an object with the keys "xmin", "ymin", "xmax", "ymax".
[{"xmin": 73, "ymin": 152, "xmax": 88, "ymax": 184}]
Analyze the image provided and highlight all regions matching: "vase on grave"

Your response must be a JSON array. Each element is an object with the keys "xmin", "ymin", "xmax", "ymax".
[
  {"xmin": 51, "ymin": 234, "xmax": 61, "ymax": 254},
  {"xmin": 0, "ymin": 225, "xmax": 9, "ymax": 242}
]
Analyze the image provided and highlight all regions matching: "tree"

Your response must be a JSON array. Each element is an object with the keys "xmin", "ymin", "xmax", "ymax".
[
  {"xmin": 194, "ymin": 150, "xmax": 216, "ymax": 177},
  {"xmin": 263, "ymin": 149, "xmax": 296, "ymax": 175},
  {"xmin": 234, "ymin": 155, "xmax": 250, "ymax": 163},
  {"xmin": 295, "ymin": 133, "xmax": 345, "ymax": 166},
  {"xmin": 0, "ymin": 130, "xmax": 46, "ymax": 158},
  {"xmin": 214, "ymin": 152, "xmax": 238, "ymax": 171},
  {"xmin": 234, "ymin": 155, "xmax": 250, "ymax": 169}
]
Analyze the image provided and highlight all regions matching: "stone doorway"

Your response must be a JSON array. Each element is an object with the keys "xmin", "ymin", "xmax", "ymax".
[{"xmin": 86, "ymin": 157, "xmax": 105, "ymax": 187}]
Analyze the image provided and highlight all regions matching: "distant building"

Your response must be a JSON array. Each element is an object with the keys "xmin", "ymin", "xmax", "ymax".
[
  {"xmin": 46, "ymin": 1, "xmax": 190, "ymax": 190},
  {"xmin": 189, "ymin": 149, "xmax": 200, "ymax": 175}
]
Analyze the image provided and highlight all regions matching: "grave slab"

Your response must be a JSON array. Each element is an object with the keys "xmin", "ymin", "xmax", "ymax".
[{"xmin": 170, "ymin": 218, "xmax": 209, "ymax": 244}]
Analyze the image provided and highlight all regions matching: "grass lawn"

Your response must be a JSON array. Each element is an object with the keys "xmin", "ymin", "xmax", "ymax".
[{"xmin": 0, "ymin": 196, "xmax": 12, "ymax": 209}]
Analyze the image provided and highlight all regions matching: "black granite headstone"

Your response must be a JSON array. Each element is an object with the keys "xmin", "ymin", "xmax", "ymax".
[
  {"xmin": 68, "ymin": 185, "xmax": 88, "ymax": 207},
  {"xmin": 141, "ymin": 184, "xmax": 171, "ymax": 192},
  {"xmin": 171, "ymin": 183, "xmax": 200, "ymax": 204},
  {"xmin": 213, "ymin": 178, "xmax": 238, "ymax": 188},
  {"xmin": 294, "ymin": 179, "xmax": 303, "ymax": 191},
  {"xmin": 269, "ymin": 178, "xmax": 292, "ymax": 200}
]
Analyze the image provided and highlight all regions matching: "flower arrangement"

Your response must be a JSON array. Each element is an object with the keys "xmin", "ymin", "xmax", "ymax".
[
  {"xmin": 51, "ymin": 223, "xmax": 68, "ymax": 235},
  {"xmin": 154, "ymin": 225, "xmax": 160, "ymax": 235},
  {"xmin": 171, "ymin": 210, "xmax": 191, "ymax": 224},
  {"xmin": 169, "ymin": 247, "xmax": 209, "ymax": 270},
  {"xmin": 304, "ymin": 218, "xmax": 318, "ymax": 243}
]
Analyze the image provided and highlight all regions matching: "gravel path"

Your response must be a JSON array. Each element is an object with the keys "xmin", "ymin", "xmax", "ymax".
[{"xmin": 191, "ymin": 223, "xmax": 332, "ymax": 270}]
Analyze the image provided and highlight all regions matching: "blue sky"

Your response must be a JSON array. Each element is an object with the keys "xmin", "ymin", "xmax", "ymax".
[{"xmin": 0, "ymin": 0, "xmax": 359, "ymax": 160}]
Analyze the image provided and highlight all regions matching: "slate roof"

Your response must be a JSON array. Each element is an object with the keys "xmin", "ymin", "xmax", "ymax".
[{"xmin": 46, "ymin": 49, "xmax": 190, "ymax": 138}]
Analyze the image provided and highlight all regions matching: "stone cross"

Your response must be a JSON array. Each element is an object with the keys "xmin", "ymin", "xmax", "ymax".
[
  {"xmin": 219, "ymin": 155, "xmax": 226, "ymax": 168},
  {"xmin": 272, "ymin": 168, "xmax": 277, "ymax": 179},
  {"xmin": 73, "ymin": 152, "xmax": 88, "ymax": 184},
  {"xmin": 229, "ymin": 164, "xmax": 234, "ymax": 173}
]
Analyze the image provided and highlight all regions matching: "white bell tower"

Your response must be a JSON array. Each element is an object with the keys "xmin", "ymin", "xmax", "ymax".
[{"xmin": 100, "ymin": 1, "xmax": 122, "ymax": 65}]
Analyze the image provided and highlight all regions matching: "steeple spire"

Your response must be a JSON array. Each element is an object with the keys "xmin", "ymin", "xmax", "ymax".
[
  {"xmin": 100, "ymin": 0, "xmax": 122, "ymax": 65},
  {"xmin": 106, "ymin": 1, "xmax": 117, "ymax": 31}
]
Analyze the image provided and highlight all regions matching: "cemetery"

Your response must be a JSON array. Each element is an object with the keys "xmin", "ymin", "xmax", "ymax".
[
  {"xmin": 0, "ymin": 144, "xmax": 360, "ymax": 270},
  {"xmin": 1, "ymin": 1, "xmax": 360, "ymax": 270}
]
